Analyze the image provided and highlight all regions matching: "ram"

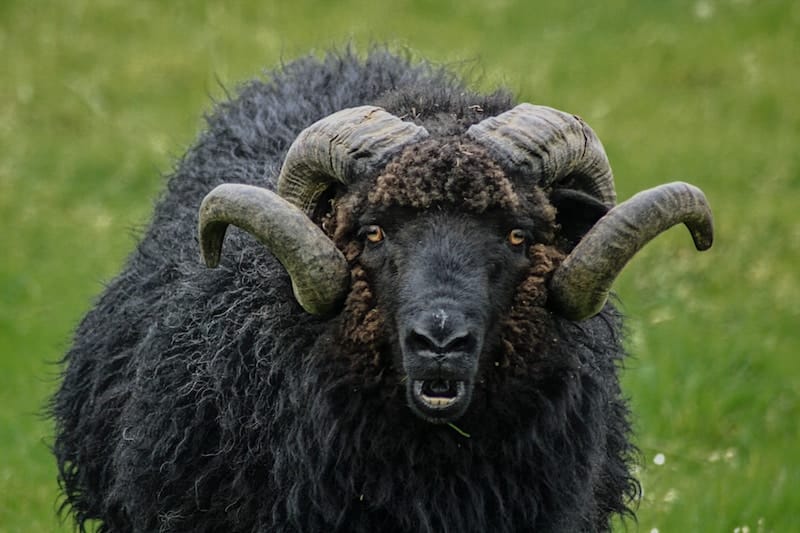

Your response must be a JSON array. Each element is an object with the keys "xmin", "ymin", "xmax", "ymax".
[{"xmin": 52, "ymin": 50, "xmax": 713, "ymax": 532}]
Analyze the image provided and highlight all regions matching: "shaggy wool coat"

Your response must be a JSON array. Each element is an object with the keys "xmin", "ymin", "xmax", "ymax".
[{"xmin": 53, "ymin": 49, "xmax": 638, "ymax": 532}]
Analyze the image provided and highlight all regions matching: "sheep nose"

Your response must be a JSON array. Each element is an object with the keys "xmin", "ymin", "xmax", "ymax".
[{"xmin": 404, "ymin": 309, "xmax": 477, "ymax": 357}]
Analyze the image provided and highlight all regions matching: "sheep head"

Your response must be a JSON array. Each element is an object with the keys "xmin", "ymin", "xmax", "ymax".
[{"xmin": 197, "ymin": 104, "xmax": 714, "ymax": 423}]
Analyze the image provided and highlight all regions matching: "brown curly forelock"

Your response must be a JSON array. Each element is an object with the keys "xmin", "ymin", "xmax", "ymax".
[{"xmin": 367, "ymin": 138, "xmax": 520, "ymax": 212}]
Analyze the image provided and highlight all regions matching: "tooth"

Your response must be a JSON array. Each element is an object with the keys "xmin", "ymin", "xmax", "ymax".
[{"xmin": 421, "ymin": 395, "xmax": 455, "ymax": 408}]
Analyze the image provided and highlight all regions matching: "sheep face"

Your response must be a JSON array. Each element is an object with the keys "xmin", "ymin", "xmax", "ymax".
[
  {"xmin": 359, "ymin": 209, "xmax": 530, "ymax": 422},
  {"xmin": 328, "ymin": 139, "xmax": 562, "ymax": 423}
]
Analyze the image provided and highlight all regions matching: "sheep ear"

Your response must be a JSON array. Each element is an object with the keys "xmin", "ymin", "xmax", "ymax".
[{"xmin": 551, "ymin": 189, "xmax": 610, "ymax": 250}]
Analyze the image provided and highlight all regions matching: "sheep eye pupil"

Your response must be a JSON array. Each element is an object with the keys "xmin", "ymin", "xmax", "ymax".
[
  {"xmin": 366, "ymin": 225, "xmax": 385, "ymax": 243},
  {"xmin": 508, "ymin": 229, "xmax": 525, "ymax": 246}
]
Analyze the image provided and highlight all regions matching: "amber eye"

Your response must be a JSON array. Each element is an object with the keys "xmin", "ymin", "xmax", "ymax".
[
  {"xmin": 508, "ymin": 229, "xmax": 526, "ymax": 246},
  {"xmin": 365, "ymin": 225, "xmax": 385, "ymax": 244}
]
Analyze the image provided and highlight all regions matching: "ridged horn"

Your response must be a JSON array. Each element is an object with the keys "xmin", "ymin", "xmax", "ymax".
[
  {"xmin": 199, "ymin": 184, "xmax": 350, "ymax": 316},
  {"xmin": 466, "ymin": 103, "xmax": 616, "ymax": 206},
  {"xmin": 550, "ymin": 182, "xmax": 714, "ymax": 321},
  {"xmin": 278, "ymin": 105, "xmax": 430, "ymax": 213},
  {"xmin": 199, "ymin": 106, "xmax": 427, "ymax": 315}
]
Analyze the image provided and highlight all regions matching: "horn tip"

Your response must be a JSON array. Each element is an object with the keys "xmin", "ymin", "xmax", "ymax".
[
  {"xmin": 692, "ymin": 227, "xmax": 714, "ymax": 252},
  {"xmin": 199, "ymin": 235, "xmax": 223, "ymax": 268},
  {"xmin": 198, "ymin": 217, "xmax": 227, "ymax": 269},
  {"xmin": 673, "ymin": 181, "xmax": 714, "ymax": 252},
  {"xmin": 201, "ymin": 251, "xmax": 221, "ymax": 268}
]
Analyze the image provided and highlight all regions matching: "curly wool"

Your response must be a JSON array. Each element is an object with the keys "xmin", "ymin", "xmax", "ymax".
[
  {"xmin": 52, "ymin": 49, "xmax": 638, "ymax": 533},
  {"xmin": 368, "ymin": 138, "xmax": 519, "ymax": 211},
  {"xmin": 329, "ymin": 136, "xmax": 556, "ymax": 246}
]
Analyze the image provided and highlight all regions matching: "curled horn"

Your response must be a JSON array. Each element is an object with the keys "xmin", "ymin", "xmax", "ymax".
[
  {"xmin": 550, "ymin": 182, "xmax": 714, "ymax": 321},
  {"xmin": 199, "ymin": 106, "xmax": 428, "ymax": 315},
  {"xmin": 466, "ymin": 103, "xmax": 616, "ymax": 206},
  {"xmin": 278, "ymin": 106, "xmax": 430, "ymax": 214},
  {"xmin": 199, "ymin": 184, "xmax": 350, "ymax": 315},
  {"xmin": 466, "ymin": 104, "xmax": 713, "ymax": 321}
]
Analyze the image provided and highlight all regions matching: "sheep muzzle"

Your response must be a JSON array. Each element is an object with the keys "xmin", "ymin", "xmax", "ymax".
[{"xmin": 399, "ymin": 304, "xmax": 484, "ymax": 423}]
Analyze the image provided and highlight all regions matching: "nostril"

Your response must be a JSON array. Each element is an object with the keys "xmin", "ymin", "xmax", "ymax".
[
  {"xmin": 442, "ymin": 332, "xmax": 474, "ymax": 354},
  {"xmin": 406, "ymin": 328, "xmax": 475, "ymax": 356},
  {"xmin": 407, "ymin": 330, "xmax": 439, "ymax": 354}
]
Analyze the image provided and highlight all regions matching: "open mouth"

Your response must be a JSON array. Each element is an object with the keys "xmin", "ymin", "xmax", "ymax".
[
  {"xmin": 413, "ymin": 380, "xmax": 466, "ymax": 408},
  {"xmin": 408, "ymin": 379, "xmax": 470, "ymax": 422}
]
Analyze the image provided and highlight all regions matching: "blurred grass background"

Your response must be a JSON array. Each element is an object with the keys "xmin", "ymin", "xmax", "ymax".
[{"xmin": 1, "ymin": 0, "xmax": 798, "ymax": 531}]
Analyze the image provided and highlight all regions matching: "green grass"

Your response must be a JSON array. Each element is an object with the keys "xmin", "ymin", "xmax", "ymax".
[{"xmin": 2, "ymin": 0, "xmax": 798, "ymax": 530}]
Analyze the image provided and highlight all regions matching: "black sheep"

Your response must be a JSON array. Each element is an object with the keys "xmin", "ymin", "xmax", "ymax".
[{"xmin": 52, "ymin": 49, "xmax": 713, "ymax": 532}]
